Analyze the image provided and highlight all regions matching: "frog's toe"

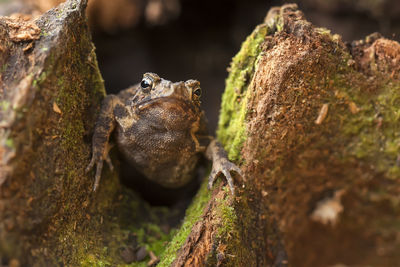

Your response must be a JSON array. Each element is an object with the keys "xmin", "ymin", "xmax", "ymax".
[
  {"xmin": 221, "ymin": 168, "xmax": 235, "ymax": 195},
  {"xmin": 85, "ymin": 156, "xmax": 96, "ymax": 173},
  {"xmin": 208, "ymin": 160, "xmax": 242, "ymax": 195},
  {"xmin": 208, "ymin": 168, "xmax": 218, "ymax": 190},
  {"xmin": 85, "ymin": 155, "xmax": 104, "ymax": 192},
  {"xmin": 227, "ymin": 164, "xmax": 243, "ymax": 180},
  {"xmin": 105, "ymin": 154, "xmax": 114, "ymax": 171},
  {"xmin": 93, "ymin": 160, "xmax": 104, "ymax": 192}
]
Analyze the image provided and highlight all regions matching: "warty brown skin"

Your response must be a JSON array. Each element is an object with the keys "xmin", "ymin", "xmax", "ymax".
[{"xmin": 86, "ymin": 73, "xmax": 242, "ymax": 194}]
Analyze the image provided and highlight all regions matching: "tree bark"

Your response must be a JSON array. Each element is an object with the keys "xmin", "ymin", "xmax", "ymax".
[
  {"xmin": 165, "ymin": 4, "xmax": 400, "ymax": 267},
  {"xmin": 0, "ymin": 1, "xmax": 153, "ymax": 266}
]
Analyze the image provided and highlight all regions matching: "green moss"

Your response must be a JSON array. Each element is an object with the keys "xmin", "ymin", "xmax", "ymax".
[
  {"xmin": 275, "ymin": 11, "xmax": 284, "ymax": 32},
  {"xmin": 0, "ymin": 0, "xmax": 165, "ymax": 265},
  {"xmin": 327, "ymin": 65, "xmax": 400, "ymax": 179},
  {"xmin": 215, "ymin": 187, "xmax": 237, "ymax": 239},
  {"xmin": 207, "ymin": 21, "xmax": 272, "ymax": 266},
  {"xmin": 1, "ymin": 63, "xmax": 8, "ymax": 73},
  {"xmin": 57, "ymin": 76, "xmax": 86, "ymax": 150},
  {"xmin": 40, "ymin": 31, "xmax": 49, "ymax": 37},
  {"xmin": 80, "ymin": 254, "xmax": 111, "ymax": 267},
  {"xmin": 127, "ymin": 223, "xmax": 176, "ymax": 265},
  {"xmin": 217, "ymin": 24, "xmax": 269, "ymax": 161},
  {"xmin": 158, "ymin": 181, "xmax": 211, "ymax": 266},
  {"xmin": 4, "ymin": 138, "xmax": 13, "ymax": 148},
  {"xmin": 0, "ymin": 100, "xmax": 10, "ymax": 112},
  {"xmin": 315, "ymin": 27, "xmax": 332, "ymax": 36},
  {"xmin": 30, "ymin": 8, "xmax": 183, "ymax": 266},
  {"xmin": 161, "ymin": 21, "xmax": 273, "ymax": 266},
  {"xmin": 22, "ymin": 6, "xmax": 122, "ymax": 264}
]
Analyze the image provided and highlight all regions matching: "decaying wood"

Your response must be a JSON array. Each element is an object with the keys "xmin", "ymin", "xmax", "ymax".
[
  {"xmin": 170, "ymin": 4, "xmax": 400, "ymax": 267},
  {"xmin": 0, "ymin": 0, "xmax": 125, "ymax": 265}
]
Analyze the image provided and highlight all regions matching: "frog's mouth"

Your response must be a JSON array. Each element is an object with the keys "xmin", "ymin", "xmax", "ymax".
[{"xmin": 134, "ymin": 96, "xmax": 196, "ymax": 112}]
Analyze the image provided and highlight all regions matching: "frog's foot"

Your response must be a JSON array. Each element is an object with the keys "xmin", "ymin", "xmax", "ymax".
[
  {"xmin": 85, "ymin": 146, "xmax": 114, "ymax": 192},
  {"xmin": 208, "ymin": 159, "xmax": 243, "ymax": 195},
  {"xmin": 85, "ymin": 156, "xmax": 104, "ymax": 192}
]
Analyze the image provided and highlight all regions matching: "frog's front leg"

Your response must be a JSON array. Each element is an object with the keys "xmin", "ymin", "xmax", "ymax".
[
  {"xmin": 205, "ymin": 138, "xmax": 243, "ymax": 195},
  {"xmin": 86, "ymin": 94, "xmax": 119, "ymax": 191}
]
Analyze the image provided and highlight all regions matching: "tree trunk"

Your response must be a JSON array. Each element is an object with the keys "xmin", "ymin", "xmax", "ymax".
[
  {"xmin": 167, "ymin": 4, "xmax": 400, "ymax": 267},
  {"xmin": 0, "ymin": 1, "xmax": 160, "ymax": 265},
  {"xmin": 1, "ymin": 2, "xmax": 399, "ymax": 266}
]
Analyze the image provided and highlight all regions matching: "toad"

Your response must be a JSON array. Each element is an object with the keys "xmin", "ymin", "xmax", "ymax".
[{"xmin": 86, "ymin": 73, "xmax": 242, "ymax": 194}]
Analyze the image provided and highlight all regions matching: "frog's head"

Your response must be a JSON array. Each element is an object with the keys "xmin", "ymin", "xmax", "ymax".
[{"xmin": 132, "ymin": 73, "xmax": 202, "ymax": 111}]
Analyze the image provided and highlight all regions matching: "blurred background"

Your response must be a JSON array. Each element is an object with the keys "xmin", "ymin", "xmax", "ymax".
[{"xmin": 2, "ymin": 0, "xmax": 400, "ymax": 132}]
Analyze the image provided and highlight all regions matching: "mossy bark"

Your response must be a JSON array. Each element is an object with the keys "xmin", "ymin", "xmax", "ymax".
[
  {"xmin": 217, "ymin": 4, "xmax": 400, "ymax": 267},
  {"xmin": 162, "ymin": 4, "xmax": 400, "ymax": 267},
  {"xmin": 0, "ymin": 0, "xmax": 118, "ymax": 264},
  {"xmin": 0, "ymin": 1, "xmax": 170, "ymax": 266}
]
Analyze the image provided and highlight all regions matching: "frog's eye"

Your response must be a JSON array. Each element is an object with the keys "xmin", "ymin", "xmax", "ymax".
[
  {"xmin": 193, "ymin": 88, "xmax": 201, "ymax": 98},
  {"xmin": 140, "ymin": 77, "xmax": 152, "ymax": 90}
]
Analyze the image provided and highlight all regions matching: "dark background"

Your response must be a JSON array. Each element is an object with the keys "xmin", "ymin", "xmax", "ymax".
[{"xmin": 92, "ymin": 0, "xmax": 400, "ymax": 132}]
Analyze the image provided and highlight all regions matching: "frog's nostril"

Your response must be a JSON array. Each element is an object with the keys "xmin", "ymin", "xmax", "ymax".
[{"xmin": 185, "ymin": 79, "xmax": 200, "ymax": 89}]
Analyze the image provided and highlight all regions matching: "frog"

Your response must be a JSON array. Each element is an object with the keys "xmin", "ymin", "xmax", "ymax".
[{"xmin": 86, "ymin": 72, "xmax": 242, "ymax": 194}]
